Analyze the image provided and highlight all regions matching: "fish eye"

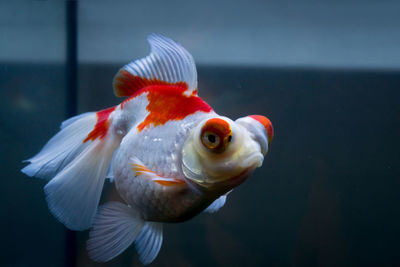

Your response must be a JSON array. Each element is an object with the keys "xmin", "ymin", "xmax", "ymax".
[
  {"xmin": 201, "ymin": 131, "xmax": 220, "ymax": 149},
  {"xmin": 199, "ymin": 118, "xmax": 233, "ymax": 153}
]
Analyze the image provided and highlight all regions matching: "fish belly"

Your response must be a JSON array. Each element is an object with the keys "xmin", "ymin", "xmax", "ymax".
[{"xmin": 112, "ymin": 112, "xmax": 215, "ymax": 222}]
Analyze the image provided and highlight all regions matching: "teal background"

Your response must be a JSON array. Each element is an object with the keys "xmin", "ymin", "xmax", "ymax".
[{"xmin": 1, "ymin": 1, "xmax": 400, "ymax": 266}]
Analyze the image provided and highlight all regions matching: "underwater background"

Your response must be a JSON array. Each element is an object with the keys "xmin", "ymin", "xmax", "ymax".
[{"xmin": 1, "ymin": 1, "xmax": 400, "ymax": 266}]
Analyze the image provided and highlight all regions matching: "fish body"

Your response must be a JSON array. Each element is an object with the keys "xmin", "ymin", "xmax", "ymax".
[
  {"xmin": 22, "ymin": 34, "xmax": 273, "ymax": 264},
  {"xmin": 112, "ymin": 88, "xmax": 216, "ymax": 222}
]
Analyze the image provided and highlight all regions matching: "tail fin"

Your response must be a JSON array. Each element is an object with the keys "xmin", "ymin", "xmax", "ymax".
[
  {"xmin": 87, "ymin": 202, "xmax": 163, "ymax": 265},
  {"xmin": 22, "ymin": 109, "xmax": 121, "ymax": 230},
  {"xmin": 21, "ymin": 112, "xmax": 96, "ymax": 179}
]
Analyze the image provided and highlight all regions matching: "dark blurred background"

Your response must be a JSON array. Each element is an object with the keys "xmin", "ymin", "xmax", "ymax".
[{"xmin": 1, "ymin": 1, "xmax": 399, "ymax": 266}]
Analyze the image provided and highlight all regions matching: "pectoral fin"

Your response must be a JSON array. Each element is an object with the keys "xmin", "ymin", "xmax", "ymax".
[
  {"xmin": 130, "ymin": 157, "xmax": 186, "ymax": 187},
  {"xmin": 204, "ymin": 190, "xmax": 233, "ymax": 213}
]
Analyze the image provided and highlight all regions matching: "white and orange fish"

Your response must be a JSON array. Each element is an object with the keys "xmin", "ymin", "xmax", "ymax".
[{"xmin": 22, "ymin": 34, "xmax": 273, "ymax": 264}]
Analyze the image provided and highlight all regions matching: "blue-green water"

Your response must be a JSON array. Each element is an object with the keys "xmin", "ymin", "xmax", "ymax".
[{"xmin": 1, "ymin": 63, "xmax": 399, "ymax": 266}]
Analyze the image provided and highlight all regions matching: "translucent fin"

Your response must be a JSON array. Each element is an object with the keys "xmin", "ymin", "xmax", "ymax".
[
  {"xmin": 22, "ymin": 106, "xmax": 121, "ymax": 230},
  {"xmin": 204, "ymin": 190, "xmax": 232, "ymax": 213},
  {"xmin": 21, "ymin": 112, "xmax": 96, "ymax": 179},
  {"xmin": 44, "ymin": 132, "xmax": 120, "ymax": 230},
  {"xmin": 204, "ymin": 195, "xmax": 227, "ymax": 213},
  {"xmin": 87, "ymin": 202, "xmax": 145, "ymax": 262},
  {"xmin": 113, "ymin": 34, "xmax": 197, "ymax": 97},
  {"xmin": 105, "ymin": 163, "xmax": 114, "ymax": 182},
  {"xmin": 60, "ymin": 112, "xmax": 93, "ymax": 129},
  {"xmin": 135, "ymin": 222, "xmax": 163, "ymax": 265},
  {"xmin": 105, "ymin": 148, "xmax": 119, "ymax": 182}
]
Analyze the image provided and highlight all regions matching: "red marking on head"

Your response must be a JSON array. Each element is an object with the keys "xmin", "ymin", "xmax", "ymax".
[
  {"xmin": 114, "ymin": 69, "xmax": 188, "ymax": 97},
  {"xmin": 83, "ymin": 106, "xmax": 116, "ymax": 143},
  {"xmin": 200, "ymin": 118, "xmax": 232, "ymax": 152},
  {"xmin": 249, "ymin": 115, "xmax": 274, "ymax": 144},
  {"xmin": 132, "ymin": 84, "xmax": 212, "ymax": 132},
  {"xmin": 202, "ymin": 118, "xmax": 231, "ymax": 137}
]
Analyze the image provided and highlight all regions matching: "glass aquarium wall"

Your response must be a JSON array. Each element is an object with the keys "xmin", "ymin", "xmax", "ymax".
[
  {"xmin": 1, "ymin": 1, "xmax": 400, "ymax": 266},
  {"xmin": 0, "ymin": 1, "xmax": 67, "ymax": 266}
]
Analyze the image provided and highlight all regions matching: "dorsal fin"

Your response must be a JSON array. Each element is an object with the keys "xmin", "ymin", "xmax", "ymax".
[{"xmin": 113, "ymin": 34, "xmax": 198, "ymax": 97}]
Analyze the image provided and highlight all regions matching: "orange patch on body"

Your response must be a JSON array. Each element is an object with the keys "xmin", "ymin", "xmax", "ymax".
[
  {"xmin": 83, "ymin": 106, "xmax": 116, "ymax": 143},
  {"xmin": 135, "ymin": 85, "xmax": 212, "ymax": 132},
  {"xmin": 115, "ymin": 72, "xmax": 211, "ymax": 131}
]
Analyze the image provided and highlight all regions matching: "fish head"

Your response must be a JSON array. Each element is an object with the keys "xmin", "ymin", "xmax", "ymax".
[{"xmin": 182, "ymin": 115, "xmax": 273, "ymax": 193}]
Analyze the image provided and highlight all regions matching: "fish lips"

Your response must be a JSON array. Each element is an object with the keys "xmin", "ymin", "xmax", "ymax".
[
  {"xmin": 200, "ymin": 164, "xmax": 259, "ymax": 194},
  {"xmin": 182, "ymin": 150, "xmax": 263, "ymax": 193}
]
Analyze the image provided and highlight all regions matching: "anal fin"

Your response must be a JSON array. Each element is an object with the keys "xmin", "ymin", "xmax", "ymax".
[
  {"xmin": 87, "ymin": 201, "xmax": 164, "ymax": 265},
  {"xmin": 135, "ymin": 222, "xmax": 163, "ymax": 265},
  {"xmin": 87, "ymin": 202, "xmax": 145, "ymax": 262}
]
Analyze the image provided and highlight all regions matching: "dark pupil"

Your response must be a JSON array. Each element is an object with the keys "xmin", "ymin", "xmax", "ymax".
[
  {"xmin": 208, "ymin": 134, "xmax": 216, "ymax": 143},
  {"xmin": 228, "ymin": 135, "xmax": 232, "ymax": 142}
]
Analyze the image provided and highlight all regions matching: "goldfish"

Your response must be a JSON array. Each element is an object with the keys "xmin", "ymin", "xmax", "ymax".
[{"xmin": 21, "ymin": 34, "xmax": 273, "ymax": 265}]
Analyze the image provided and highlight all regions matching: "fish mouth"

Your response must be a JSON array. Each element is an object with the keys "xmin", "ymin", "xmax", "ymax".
[
  {"xmin": 184, "ymin": 152, "xmax": 262, "ymax": 192},
  {"xmin": 222, "ymin": 165, "xmax": 257, "ymax": 187},
  {"xmin": 211, "ymin": 151, "xmax": 263, "ymax": 189},
  {"xmin": 225, "ymin": 151, "xmax": 263, "ymax": 186},
  {"xmin": 206, "ymin": 164, "xmax": 259, "ymax": 193},
  {"xmin": 240, "ymin": 151, "xmax": 264, "ymax": 169},
  {"xmin": 182, "ymin": 144, "xmax": 264, "ymax": 190}
]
